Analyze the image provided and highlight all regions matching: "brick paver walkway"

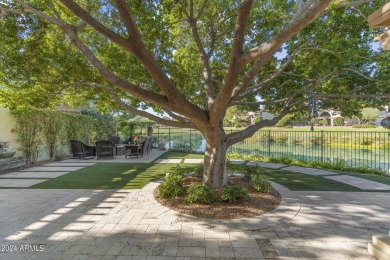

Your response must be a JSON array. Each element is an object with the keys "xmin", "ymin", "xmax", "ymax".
[{"xmin": 0, "ymin": 158, "xmax": 389, "ymax": 259}]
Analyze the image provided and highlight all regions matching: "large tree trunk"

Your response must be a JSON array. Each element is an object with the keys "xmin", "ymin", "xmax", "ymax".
[{"xmin": 203, "ymin": 126, "xmax": 229, "ymax": 188}]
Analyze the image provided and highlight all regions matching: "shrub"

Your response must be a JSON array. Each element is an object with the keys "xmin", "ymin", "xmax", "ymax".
[
  {"xmin": 192, "ymin": 163, "xmax": 204, "ymax": 177},
  {"xmin": 157, "ymin": 172, "xmax": 183, "ymax": 198},
  {"xmin": 251, "ymin": 174, "xmax": 272, "ymax": 193},
  {"xmin": 269, "ymin": 157, "xmax": 293, "ymax": 164},
  {"xmin": 319, "ymin": 119, "xmax": 328, "ymax": 126},
  {"xmin": 226, "ymin": 159, "xmax": 236, "ymax": 174},
  {"xmin": 288, "ymin": 137, "xmax": 303, "ymax": 144},
  {"xmin": 274, "ymin": 135, "xmax": 288, "ymax": 143},
  {"xmin": 333, "ymin": 117, "xmax": 344, "ymax": 126},
  {"xmin": 172, "ymin": 164, "xmax": 187, "ymax": 176},
  {"xmin": 259, "ymin": 133, "xmax": 274, "ymax": 142},
  {"xmin": 310, "ymin": 136, "xmax": 325, "ymax": 145},
  {"xmin": 360, "ymin": 140, "xmax": 372, "ymax": 146},
  {"xmin": 220, "ymin": 185, "xmax": 249, "ymax": 203},
  {"xmin": 352, "ymin": 124, "xmax": 377, "ymax": 128},
  {"xmin": 243, "ymin": 165, "xmax": 262, "ymax": 181},
  {"xmin": 184, "ymin": 184, "xmax": 214, "ymax": 204}
]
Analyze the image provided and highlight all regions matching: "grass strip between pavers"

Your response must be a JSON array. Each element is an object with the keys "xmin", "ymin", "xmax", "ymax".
[{"xmin": 31, "ymin": 163, "xmax": 176, "ymax": 189}]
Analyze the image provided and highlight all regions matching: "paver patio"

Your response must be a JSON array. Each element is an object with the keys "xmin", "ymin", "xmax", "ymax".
[
  {"xmin": 283, "ymin": 166, "xmax": 339, "ymax": 176},
  {"xmin": 325, "ymin": 175, "xmax": 390, "ymax": 190},
  {"xmin": 0, "ymin": 158, "xmax": 389, "ymax": 258},
  {"xmin": 247, "ymin": 161, "xmax": 286, "ymax": 169}
]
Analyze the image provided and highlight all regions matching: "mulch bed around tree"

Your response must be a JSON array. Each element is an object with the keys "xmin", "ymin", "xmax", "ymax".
[{"xmin": 154, "ymin": 175, "xmax": 282, "ymax": 219}]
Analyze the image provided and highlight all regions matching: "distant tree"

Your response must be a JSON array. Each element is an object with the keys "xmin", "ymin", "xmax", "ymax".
[
  {"xmin": 361, "ymin": 108, "xmax": 380, "ymax": 123},
  {"xmin": 380, "ymin": 117, "xmax": 390, "ymax": 129},
  {"xmin": 116, "ymin": 113, "xmax": 135, "ymax": 137},
  {"xmin": 224, "ymin": 106, "xmax": 239, "ymax": 127}
]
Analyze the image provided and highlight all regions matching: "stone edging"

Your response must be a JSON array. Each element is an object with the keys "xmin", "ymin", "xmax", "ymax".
[{"xmin": 139, "ymin": 179, "xmax": 301, "ymax": 231}]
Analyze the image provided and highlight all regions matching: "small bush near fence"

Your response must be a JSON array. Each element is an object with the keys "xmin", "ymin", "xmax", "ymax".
[{"xmin": 352, "ymin": 124, "xmax": 377, "ymax": 128}]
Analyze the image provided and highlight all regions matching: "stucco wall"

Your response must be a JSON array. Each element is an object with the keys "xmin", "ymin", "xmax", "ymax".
[
  {"xmin": 0, "ymin": 108, "xmax": 20, "ymax": 156},
  {"xmin": 0, "ymin": 108, "xmax": 70, "ymax": 161}
]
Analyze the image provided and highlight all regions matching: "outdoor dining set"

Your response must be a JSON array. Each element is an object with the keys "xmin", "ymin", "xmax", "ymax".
[{"xmin": 69, "ymin": 136, "xmax": 156, "ymax": 160}]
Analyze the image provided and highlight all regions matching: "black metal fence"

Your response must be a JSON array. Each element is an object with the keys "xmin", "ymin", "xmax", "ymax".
[{"xmin": 152, "ymin": 128, "xmax": 390, "ymax": 172}]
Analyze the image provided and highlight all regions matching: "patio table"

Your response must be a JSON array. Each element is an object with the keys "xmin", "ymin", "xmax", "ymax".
[{"xmin": 124, "ymin": 144, "xmax": 141, "ymax": 158}]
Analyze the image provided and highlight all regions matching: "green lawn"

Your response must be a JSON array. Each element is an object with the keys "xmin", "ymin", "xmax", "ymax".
[
  {"xmin": 227, "ymin": 163, "xmax": 360, "ymax": 191},
  {"xmin": 32, "ymin": 163, "xmax": 176, "ymax": 189},
  {"xmin": 156, "ymin": 151, "xmax": 205, "ymax": 160},
  {"xmin": 258, "ymin": 127, "xmax": 387, "ymax": 132},
  {"xmin": 333, "ymin": 170, "xmax": 390, "ymax": 185},
  {"xmin": 257, "ymin": 168, "xmax": 361, "ymax": 191},
  {"xmin": 29, "ymin": 151, "xmax": 388, "ymax": 191}
]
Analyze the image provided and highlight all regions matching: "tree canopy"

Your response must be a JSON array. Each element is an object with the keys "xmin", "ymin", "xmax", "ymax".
[{"xmin": 1, "ymin": 0, "xmax": 389, "ymax": 187}]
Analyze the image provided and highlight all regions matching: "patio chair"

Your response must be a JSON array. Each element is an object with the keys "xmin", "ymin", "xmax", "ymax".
[
  {"xmin": 150, "ymin": 137, "xmax": 159, "ymax": 151},
  {"xmin": 139, "ymin": 138, "xmax": 150, "ymax": 156},
  {"xmin": 108, "ymin": 135, "xmax": 121, "ymax": 145},
  {"xmin": 147, "ymin": 137, "xmax": 154, "ymax": 154},
  {"xmin": 95, "ymin": 140, "xmax": 117, "ymax": 159},
  {"xmin": 70, "ymin": 140, "xmax": 95, "ymax": 159}
]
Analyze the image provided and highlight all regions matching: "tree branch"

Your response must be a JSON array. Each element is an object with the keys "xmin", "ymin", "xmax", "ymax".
[
  {"xmin": 163, "ymin": 109, "xmax": 192, "ymax": 123},
  {"xmin": 180, "ymin": 0, "xmax": 215, "ymax": 106},
  {"xmin": 226, "ymin": 102, "xmax": 298, "ymax": 146},
  {"xmin": 318, "ymin": 94, "xmax": 390, "ymax": 99},
  {"xmin": 114, "ymin": 0, "xmax": 140, "ymax": 38},
  {"xmin": 60, "ymin": 26, "xmax": 172, "ymax": 107},
  {"xmin": 83, "ymin": 82, "xmax": 197, "ymax": 129},
  {"xmin": 230, "ymin": 97, "xmax": 293, "ymax": 107},
  {"xmin": 232, "ymin": 46, "xmax": 301, "ymax": 101},
  {"xmin": 241, "ymin": 0, "xmax": 332, "ymax": 65},
  {"xmin": 211, "ymin": 0, "xmax": 254, "ymax": 125},
  {"xmin": 341, "ymin": 68, "xmax": 377, "ymax": 81},
  {"xmin": 59, "ymin": 0, "xmax": 206, "ymax": 123},
  {"xmin": 238, "ymin": 80, "xmax": 292, "ymax": 101}
]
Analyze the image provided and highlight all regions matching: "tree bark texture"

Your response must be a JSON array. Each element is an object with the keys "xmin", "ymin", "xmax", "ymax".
[{"xmin": 203, "ymin": 126, "xmax": 229, "ymax": 188}]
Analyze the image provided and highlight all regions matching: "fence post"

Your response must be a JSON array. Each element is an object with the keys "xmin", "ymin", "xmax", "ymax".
[
  {"xmin": 268, "ymin": 130, "xmax": 271, "ymax": 157},
  {"xmin": 168, "ymin": 127, "xmax": 171, "ymax": 150},
  {"xmin": 189, "ymin": 130, "xmax": 192, "ymax": 152},
  {"xmin": 321, "ymin": 130, "xmax": 324, "ymax": 161}
]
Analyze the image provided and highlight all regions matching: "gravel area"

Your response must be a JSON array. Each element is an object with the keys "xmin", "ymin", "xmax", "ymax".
[{"xmin": 155, "ymin": 176, "xmax": 281, "ymax": 219}]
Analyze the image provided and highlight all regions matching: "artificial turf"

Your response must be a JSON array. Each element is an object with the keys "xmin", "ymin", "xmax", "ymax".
[
  {"xmin": 30, "ymin": 151, "xmax": 386, "ymax": 192},
  {"xmin": 258, "ymin": 169, "xmax": 362, "ymax": 191},
  {"xmin": 155, "ymin": 151, "xmax": 205, "ymax": 160},
  {"xmin": 31, "ymin": 163, "xmax": 176, "ymax": 189}
]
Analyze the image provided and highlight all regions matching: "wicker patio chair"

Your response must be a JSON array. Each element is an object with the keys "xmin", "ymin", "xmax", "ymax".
[
  {"xmin": 95, "ymin": 140, "xmax": 117, "ymax": 159},
  {"xmin": 139, "ymin": 138, "xmax": 150, "ymax": 156},
  {"xmin": 108, "ymin": 135, "xmax": 121, "ymax": 145},
  {"xmin": 69, "ymin": 140, "xmax": 95, "ymax": 159}
]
